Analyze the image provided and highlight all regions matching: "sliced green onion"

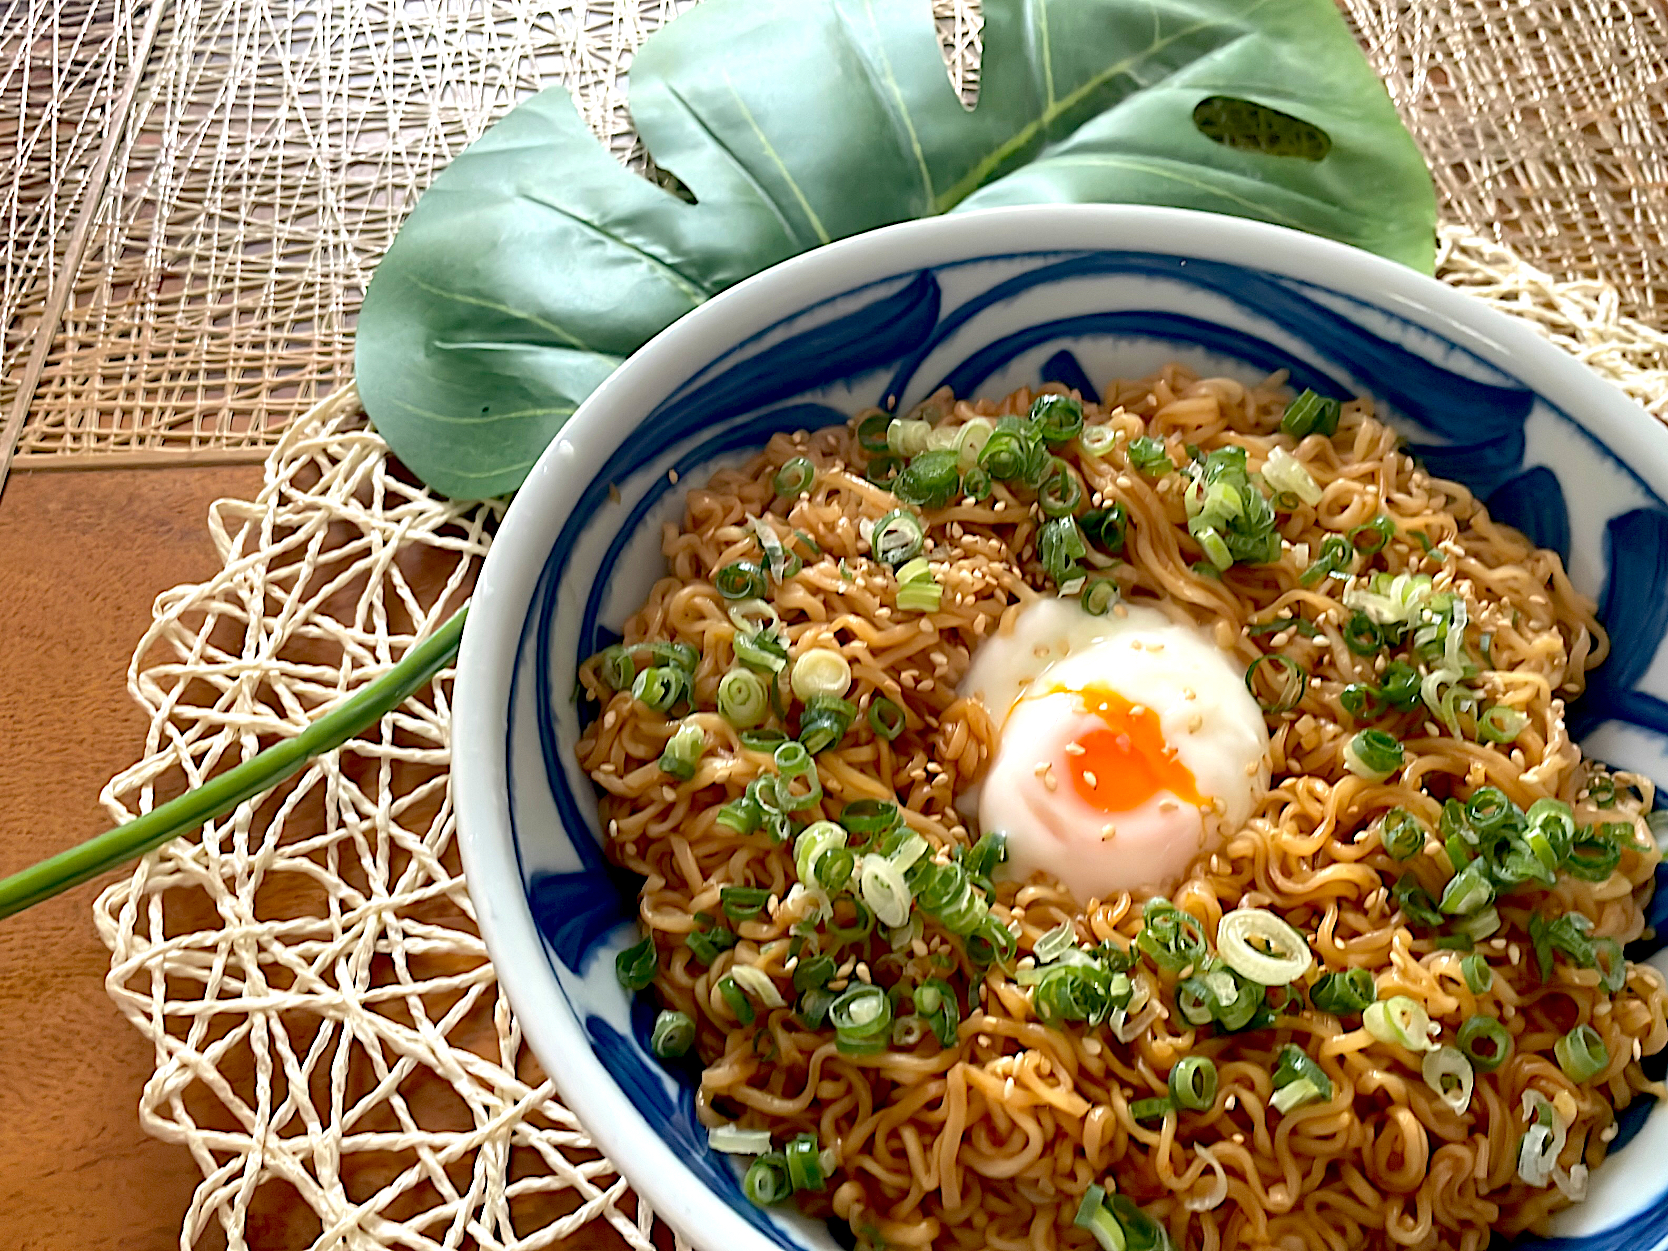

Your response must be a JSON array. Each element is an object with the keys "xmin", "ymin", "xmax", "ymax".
[
  {"xmin": 1079, "ymin": 425, "xmax": 1119, "ymax": 458},
  {"xmin": 1128, "ymin": 1095, "xmax": 1174, "ymax": 1122},
  {"xmin": 1136, "ymin": 898, "xmax": 1210, "ymax": 974},
  {"xmin": 1037, "ymin": 515, "xmax": 1090, "ymax": 590},
  {"xmin": 1349, "ymin": 515, "xmax": 1396, "ymax": 554},
  {"xmin": 1566, "ymin": 823, "xmax": 1624, "ymax": 881},
  {"xmin": 685, "ymin": 922, "xmax": 737, "ymax": 966},
  {"xmin": 710, "ymin": 1124, "xmax": 773, "ymax": 1154},
  {"xmin": 1379, "ymin": 809, "xmax": 1427, "ymax": 860},
  {"xmin": 774, "ymin": 456, "xmax": 815, "ymax": 497},
  {"xmin": 1300, "ymin": 534, "xmax": 1353, "ymax": 586},
  {"xmin": 1038, "ymin": 457, "xmax": 1085, "ymax": 517},
  {"xmin": 1080, "ymin": 504, "xmax": 1128, "ymax": 553},
  {"xmin": 730, "ymin": 964, "xmax": 786, "ymax": 1010},
  {"xmin": 1478, "ymin": 704, "xmax": 1528, "ymax": 744},
  {"xmin": 1439, "ymin": 859, "xmax": 1496, "ymax": 917},
  {"xmin": 721, "ymin": 885, "xmax": 770, "ymax": 922},
  {"xmin": 837, "ymin": 799, "xmax": 897, "ymax": 839},
  {"xmin": 1310, "ymin": 967, "xmax": 1376, "ymax": 1015},
  {"xmin": 1127, "ymin": 436, "xmax": 1174, "ymax": 476},
  {"xmin": 1528, "ymin": 909, "xmax": 1596, "ymax": 982},
  {"xmin": 739, "ymin": 728, "xmax": 789, "ymax": 753},
  {"xmin": 1246, "ymin": 653, "xmax": 1307, "ymax": 714},
  {"xmin": 955, "ymin": 417, "xmax": 995, "ymax": 469},
  {"xmin": 632, "ymin": 665, "xmax": 690, "ymax": 714},
  {"xmin": 859, "ymin": 854, "xmax": 913, "ymax": 928},
  {"xmin": 718, "ymin": 975, "xmax": 757, "ymax": 1025},
  {"xmin": 716, "ymin": 795, "xmax": 763, "ymax": 836},
  {"xmin": 866, "ymin": 453, "xmax": 902, "ymax": 486},
  {"xmin": 734, "ymin": 629, "xmax": 789, "ymax": 675},
  {"xmin": 651, "ymin": 1009, "xmax": 695, "ymax": 1058},
  {"xmin": 615, "ymin": 935, "xmax": 657, "ymax": 991},
  {"xmin": 1379, "ymin": 660, "xmax": 1422, "ymax": 710},
  {"xmin": 1340, "ymin": 683, "xmax": 1382, "ymax": 720},
  {"xmin": 742, "ymin": 1152, "xmax": 793, "ymax": 1206},
  {"xmin": 1391, "ymin": 873, "xmax": 1443, "ymax": 930},
  {"xmin": 829, "ymin": 984, "xmax": 893, "ymax": 1055},
  {"xmin": 1343, "ymin": 612, "xmax": 1383, "ymax": 655},
  {"xmin": 1169, "ymin": 1056, "xmax": 1218, "ymax": 1111},
  {"xmin": 886, "ymin": 417, "xmax": 931, "ymax": 457},
  {"xmin": 1281, "ymin": 389, "xmax": 1341, "ymax": 439},
  {"xmin": 1108, "ymin": 1194, "xmax": 1168, "ymax": 1251},
  {"xmin": 593, "ymin": 644, "xmax": 635, "ymax": 692},
  {"xmin": 715, "ymin": 561, "xmax": 768, "ymax": 600},
  {"xmin": 962, "ymin": 830, "xmax": 1008, "ymax": 883},
  {"xmin": 718, "ymin": 668, "xmax": 770, "ymax": 729},
  {"xmin": 894, "ymin": 556, "xmax": 943, "ymax": 613},
  {"xmin": 893, "ymin": 449, "xmax": 962, "ymax": 509},
  {"xmin": 1031, "ymin": 393, "xmax": 1085, "ymax": 443},
  {"xmin": 977, "ymin": 417, "xmax": 1031, "ymax": 481},
  {"xmin": 1594, "ymin": 937, "xmax": 1627, "ymax": 994},
  {"xmin": 1272, "ymin": 1044, "xmax": 1333, "ymax": 1109},
  {"xmin": 1422, "ymin": 1045, "xmax": 1475, "ymax": 1113},
  {"xmin": 790, "ymin": 648, "xmax": 852, "ymax": 702},
  {"xmin": 1082, "ymin": 578, "xmax": 1119, "ymax": 616},
  {"xmin": 1464, "ymin": 787, "xmax": 1513, "ymax": 832},
  {"xmin": 1587, "ymin": 774, "xmax": 1619, "ymax": 807},
  {"xmin": 1457, "ymin": 1014, "xmax": 1511, "ymax": 1072},
  {"xmin": 658, "ymin": 719, "xmax": 707, "ymax": 781},
  {"xmin": 1192, "ymin": 522, "xmax": 1233, "ymax": 571},
  {"xmin": 856, "ymin": 411, "xmax": 892, "ymax": 453},
  {"xmin": 1556, "ymin": 1023, "xmax": 1609, "ymax": 1082},
  {"xmin": 870, "ymin": 508, "xmax": 925, "ymax": 567},
  {"xmin": 798, "ymin": 692, "xmax": 857, "ymax": 754},
  {"xmin": 1461, "ymin": 954, "xmax": 1494, "ymax": 994},
  {"xmin": 962, "ymin": 466, "xmax": 993, "ymax": 499},
  {"xmin": 1453, "ymin": 906, "xmax": 1501, "ymax": 942},
  {"xmin": 793, "ymin": 953, "xmax": 837, "ymax": 994},
  {"xmin": 1034, "ymin": 921, "xmax": 1078, "ymax": 963},
  {"xmin": 1363, "ymin": 995, "xmax": 1436, "ymax": 1051},
  {"xmin": 1217, "ymin": 908, "xmax": 1313, "ymax": 985},
  {"xmin": 784, "ymin": 1133, "xmax": 825, "ymax": 1191},
  {"xmin": 868, "ymin": 697, "xmax": 906, "ymax": 741},
  {"xmin": 1343, "ymin": 729, "xmax": 1404, "ymax": 782},
  {"xmin": 1262, "ymin": 446, "xmax": 1323, "ymax": 506},
  {"xmin": 1074, "ymin": 1184, "xmax": 1127, "ymax": 1251}
]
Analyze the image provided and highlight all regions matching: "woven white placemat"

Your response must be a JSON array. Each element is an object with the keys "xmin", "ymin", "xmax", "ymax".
[{"xmin": 91, "ymin": 229, "xmax": 1667, "ymax": 1250}]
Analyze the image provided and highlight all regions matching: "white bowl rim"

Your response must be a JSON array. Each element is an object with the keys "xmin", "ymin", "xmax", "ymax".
[{"xmin": 453, "ymin": 202, "xmax": 1667, "ymax": 1251}]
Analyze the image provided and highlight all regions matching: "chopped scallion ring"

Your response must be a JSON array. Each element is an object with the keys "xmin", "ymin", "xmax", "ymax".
[
  {"xmin": 742, "ymin": 1152, "xmax": 793, "ymax": 1206},
  {"xmin": 790, "ymin": 648, "xmax": 852, "ymax": 702},
  {"xmin": 1343, "ymin": 612, "xmax": 1383, "ymax": 655},
  {"xmin": 1127, "ymin": 435, "xmax": 1175, "ymax": 476},
  {"xmin": 1379, "ymin": 808, "xmax": 1427, "ymax": 860},
  {"xmin": 1038, "ymin": 457, "xmax": 1085, "ymax": 517},
  {"xmin": 1555, "ymin": 1023, "xmax": 1610, "ymax": 1082},
  {"xmin": 1082, "ymin": 577, "xmax": 1119, "ymax": 616},
  {"xmin": 1262, "ymin": 446, "xmax": 1323, "ymax": 506},
  {"xmin": 709, "ymin": 1124, "xmax": 773, "ymax": 1155},
  {"xmin": 1128, "ymin": 1094, "xmax": 1174, "ymax": 1122},
  {"xmin": 1422, "ymin": 1045, "xmax": 1475, "ymax": 1113},
  {"xmin": 840, "ymin": 798, "xmax": 901, "ymax": 837},
  {"xmin": 784, "ymin": 1133, "xmax": 826, "ymax": 1191},
  {"xmin": 614, "ymin": 935, "xmax": 657, "ymax": 991},
  {"xmin": 855, "ymin": 411, "xmax": 892, "ymax": 453},
  {"xmin": 651, "ymin": 1009, "xmax": 695, "ymax": 1058},
  {"xmin": 870, "ymin": 508, "xmax": 925, "ymax": 566},
  {"xmin": 632, "ymin": 664, "xmax": 691, "ymax": 714},
  {"xmin": 1080, "ymin": 504, "xmax": 1128, "ymax": 553},
  {"xmin": 1280, "ymin": 389, "xmax": 1341, "ymax": 439},
  {"xmin": 1031, "ymin": 393, "xmax": 1085, "ymax": 443},
  {"xmin": 1363, "ymin": 995, "xmax": 1437, "ymax": 1051},
  {"xmin": 773, "ymin": 456, "xmax": 815, "ymax": 497},
  {"xmin": 961, "ymin": 465, "xmax": 993, "ymax": 499},
  {"xmin": 886, "ymin": 417, "xmax": 932, "ymax": 457},
  {"xmin": 829, "ymin": 983, "xmax": 893, "ymax": 1055},
  {"xmin": 1272, "ymin": 1043, "xmax": 1333, "ymax": 1111},
  {"xmin": 714, "ymin": 560, "xmax": 768, "ymax": 600},
  {"xmin": 720, "ymin": 885, "xmax": 771, "ymax": 922},
  {"xmin": 657, "ymin": 719, "xmax": 707, "ymax": 781},
  {"xmin": 894, "ymin": 556, "xmax": 943, "ymax": 613},
  {"xmin": 868, "ymin": 697, "xmax": 906, "ymax": 741},
  {"xmin": 1168, "ymin": 1056, "xmax": 1218, "ymax": 1111},
  {"xmin": 893, "ymin": 449, "xmax": 962, "ymax": 509},
  {"xmin": 1460, "ymin": 954, "xmax": 1494, "ymax": 995},
  {"xmin": 718, "ymin": 668, "xmax": 770, "ymax": 729},
  {"xmin": 1245, "ymin": 652, "xmax": 1307, "ymax": 714},
  {"xmin": 1310, "ymin": 967, "xmax": 1375, "ymax": 1015},
  {"xmin": 1079, "ymin": 425, "xmax": 1118, "ymax": 458},
  {"xmin": 1343, "ymin": 729, "xmax": 1404, "ymax": 782},
  {"xmin": 1348, "ymin": 514, "xmax": 1396, "ymax": 554},
  {"xmin": 1458, "ymin": 1013, "xmax": 1511, "ymax": 1072},
  {"xmin": 1217, "ymin": 908, "xmax": 1313, "ymax": 985}
]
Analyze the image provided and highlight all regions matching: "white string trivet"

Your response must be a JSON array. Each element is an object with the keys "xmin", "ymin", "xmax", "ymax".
[{"xmin": 94, "ymin": 234, "xmax": 1666, "ymax": 1251}]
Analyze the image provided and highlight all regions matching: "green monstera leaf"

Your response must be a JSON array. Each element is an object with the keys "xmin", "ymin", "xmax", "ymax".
[{"xmin": 356, "ymin": 0, "xmax": 1434, "ymax": 499}]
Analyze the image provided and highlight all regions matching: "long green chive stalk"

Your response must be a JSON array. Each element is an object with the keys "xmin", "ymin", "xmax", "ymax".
[{"xmin": 0, "ymin": 604, "xmax": 468, "ymax": 921}]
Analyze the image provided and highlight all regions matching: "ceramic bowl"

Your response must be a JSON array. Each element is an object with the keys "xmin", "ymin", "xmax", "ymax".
[{"xmin": 453, "ymin": 205, "xmax": 1668, "ymax": 1251}]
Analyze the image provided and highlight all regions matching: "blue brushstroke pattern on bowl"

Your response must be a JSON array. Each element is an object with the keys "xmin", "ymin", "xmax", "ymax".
[{"xmin": 451, "ymin": 206, "xmax": 1668, "ymax": 1251}]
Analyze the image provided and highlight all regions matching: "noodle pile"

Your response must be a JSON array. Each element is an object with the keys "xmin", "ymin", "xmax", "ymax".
[{"xmin": 576, "ymin": 366, "xmax": 1668, "ymax": 1251}]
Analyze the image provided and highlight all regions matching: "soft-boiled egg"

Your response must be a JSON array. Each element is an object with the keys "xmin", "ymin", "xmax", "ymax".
[{"xmin": 961, "ymin": 599, "xmax": 1269, "ymax": 899}]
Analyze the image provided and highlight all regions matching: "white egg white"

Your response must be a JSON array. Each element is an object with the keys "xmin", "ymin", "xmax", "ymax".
[{"xmin": 960, "ymin": 598, "xmax": 1269, "ymax": 899}]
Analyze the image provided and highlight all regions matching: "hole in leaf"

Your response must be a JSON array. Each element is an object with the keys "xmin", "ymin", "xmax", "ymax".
[{"xmin": 1193, "ymin": 96, "xmax": 1331, "ymax": 161}]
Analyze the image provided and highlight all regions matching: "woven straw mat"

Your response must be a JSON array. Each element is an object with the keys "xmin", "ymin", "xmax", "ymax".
[
  {"xmin": 1, "ymin": 0, "xmax": 1666, "ymax": 467},
  {"xmin": 93, "ymin": 231, "xmax": 1667, "ymax": 1251}
]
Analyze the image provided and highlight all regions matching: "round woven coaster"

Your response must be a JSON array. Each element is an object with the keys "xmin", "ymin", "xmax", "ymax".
[{"xmin": 94, "ymin": 233, "xmax": 1667, "ymax": 1250}]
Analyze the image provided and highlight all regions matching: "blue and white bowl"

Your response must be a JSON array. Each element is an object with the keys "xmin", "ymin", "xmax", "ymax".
[{"xmin": 453, "ymin": 205, "xmax": 1668, "ymax": 1251}]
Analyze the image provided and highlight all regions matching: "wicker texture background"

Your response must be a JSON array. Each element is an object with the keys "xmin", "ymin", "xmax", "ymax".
[{"xmin": 1, "ymin": 0, "xmax": 1665, "ymax": 468}]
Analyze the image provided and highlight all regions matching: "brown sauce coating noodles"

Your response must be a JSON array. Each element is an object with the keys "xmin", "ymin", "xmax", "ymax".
[{"xmin": 576, "ymin": 365, "xmax": 1668, "ymax": 1251}]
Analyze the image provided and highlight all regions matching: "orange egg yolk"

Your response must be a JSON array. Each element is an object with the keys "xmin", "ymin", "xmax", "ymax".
[{"xmin": 1055, "ymin": 684, "xmax": 1205, "ymax": 814}]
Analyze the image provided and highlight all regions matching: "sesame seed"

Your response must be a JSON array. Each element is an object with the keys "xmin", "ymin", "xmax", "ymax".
[
  {"xmin": 667, "ymin": 468, "xmax": 679, "ymax": 485},
  {"xmin": 1043, "ymin": 767, "xmax": 1058, "ymax": 792},
  {"xmin": 1084, "ymin": 771, "xmax": 1099, "ymax": 788},
  {"xmin": 1188, "ymin": 714, "xmax": 1204, "ymax": 733},
  {"xmin": 1065, "ymin": 742, "xmax": 1087, "ymax": 756}
]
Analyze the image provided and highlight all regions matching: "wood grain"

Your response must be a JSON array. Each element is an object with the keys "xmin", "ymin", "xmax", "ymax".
[{"xmin": 0, "ymin": 466, "xmax": 262, "ymax": 1251}]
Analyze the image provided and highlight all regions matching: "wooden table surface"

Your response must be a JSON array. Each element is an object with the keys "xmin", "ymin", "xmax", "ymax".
[{"xmin": 0, "ymin": 465, "xmax": 263, "ymax": 1251}]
